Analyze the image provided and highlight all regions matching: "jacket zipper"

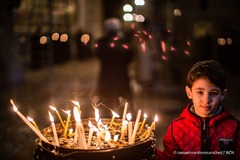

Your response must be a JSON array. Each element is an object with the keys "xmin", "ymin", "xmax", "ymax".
[{"xmin": 201, "ymin": 118, "xmax": 210, "ymax": 160}]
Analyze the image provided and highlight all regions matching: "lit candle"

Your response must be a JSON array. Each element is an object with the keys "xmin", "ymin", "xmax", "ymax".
[
  {"xmin": 105, "ymin": 131, "xmax": 115, "ymax": 148},
  {"xmin": 49, "ymin": 105, "xmax": 65, "ymax": 129},
  {"xmin": 120, "ymin": 120, "xmax": 128, "ymax": 141},
  {"xmin": 87, "ymin": 120, "xmax": 93, "ymax": 148},
  {"xmin": 145, "ymin": 115, "xmax": 158, "ymax": 138},
  {"xmin": 62, "ymin": 109, "xmax": 71, "ymax": 137},
  {"xmin": 68, "ymin": 128, "xmax": 74, "ymax": 137},
  {"xmin": 138, "ymin": 113, "xmax": 147, "ymax": 134},
  {"xmin": 71, "ymin": 100, "xmax": 81, "ymax": 113},
  {"xmin": 109, "ymin": 110, "xmax": 120, "ymax": 128},
  {"xmin": 94, "ymin": 107, "xmax": 101, "ymax": 130},
  {"xmin": 48, "ymin": 111, "xmax": 59, "ymax": 146},
  {"xmin": 126, "ymin": 113, "xmax": 133, "ymax": 145},
  {"xmin": 112, "ymin": 134, "xmax": 123, "ymax": 147},
  {"xmin": 73, "ymin": 107, "xmax": 87, "ymax": 149},
  {"xmin": 131, "ymin": 109, "xmax": 141, "ymax": 143},
  {"xmin": 27, "ymin": 116, "xmax": 40, "ymax": 131},
  {"xmin": 121, "ymin": 102, "xmax": 128, "ymax": 138},
  {"xmin": 10, "ymin": 99, "xmax": 48, "ymax": 143}
]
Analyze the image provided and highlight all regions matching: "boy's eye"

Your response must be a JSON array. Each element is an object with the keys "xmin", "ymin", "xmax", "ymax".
[
  {"xmin": 210, "ymin": 92, "xmax": 219, "ymax": 96},
  {"xmin": 196, "ymin": 91, "xmax": 204, "ymax": 95}
]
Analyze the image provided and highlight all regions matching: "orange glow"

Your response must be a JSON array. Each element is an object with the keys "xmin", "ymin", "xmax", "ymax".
[
  {"xmin": 40, "ymin": 36, "xmax": 47, "ymax": 44},
  {"xmin": 81, "ymin": 34, "xmax": 90, "ymax": 45},
  {"xmin": 52, "ymin": 32, "xmax": 59, "ymax": 41},
  {"xmin": 60, "ymin": 34, "xmax": 68, "ymax": 42}
]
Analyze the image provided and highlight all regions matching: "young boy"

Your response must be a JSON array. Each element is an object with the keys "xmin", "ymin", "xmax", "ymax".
[{"xmin": 155, "ymin": 60, "xmax": 240, "ymax": 160}]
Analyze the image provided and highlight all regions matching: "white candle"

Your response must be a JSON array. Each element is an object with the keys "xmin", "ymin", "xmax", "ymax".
[
  {"xmin": 97, "ymin": 131, "xmax": 102, "ymax": 148},
  {"xmin": 131, "ymin": 109, "xmax": 141, "ymax": 143},
  {"xmin": 73, "ymin": 124, "xmax": 78, "ymax": 143},
  {"xmin": 10, "ymin": 99, "xmax": 48, "ymax": 143},
  {"xmin": 87, "ymin": 121, "xmax": 93, "ymax": 148},
  {"xmin": 48, "ymin": 111, "xmax": 59, "ymax": 146},
  {"xmin": 73, "ymin": 107, "xmax": 87, "ymax": 149},
  {"xmin": 126, "ymin": 113, "xmax": 133, "ymax": 145}
]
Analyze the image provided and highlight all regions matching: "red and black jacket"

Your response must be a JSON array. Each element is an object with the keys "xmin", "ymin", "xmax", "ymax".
[{"xmin": 155, "ymin": 103, "xmax": 240, "ymax": 160}]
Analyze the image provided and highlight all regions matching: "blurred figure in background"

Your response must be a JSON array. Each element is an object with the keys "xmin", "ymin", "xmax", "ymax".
[{"xmin": 96, "ymin": 17, "xmax": 134, "ymax": 117}]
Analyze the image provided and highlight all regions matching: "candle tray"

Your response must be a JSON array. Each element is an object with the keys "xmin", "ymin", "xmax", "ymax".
[{"xmin": 34, "ymin": 118, "xmax": 156, "ymax": 160}]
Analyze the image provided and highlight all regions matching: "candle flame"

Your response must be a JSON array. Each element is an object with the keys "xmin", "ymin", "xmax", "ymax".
[
  {"xmin": 144, "ymin": 113, "xmax": 147, "ymax": 119},
  {"xmin": 88, "ymin": 120, "xmax": 93, "ymax": 128},
  {"xmin": 126, "ymin": 113, "xmax": 132, "ymax": 121},
  {"xmin": 48, "ymin": 111, "xmax": 54, "ymax": 122},
  {"xmin": 93, "ymin": 125, "xmax": 98, "ymax": 132},
  {"xmin": 27, "ymin": 116, "xmax": 34, "ymax": 122},
  {"xmin": 94, "ymin": 107, "xmax": 100, "ymax": 122},
  {"xmin": 123, "ymin": 120, "xmax": 128, "ymax": 126},
  {"xmin": 105, "ymin": 131, "xmax": 111, "ymax": 141},
  {"xmin": 114, "ymin": 134, "xmax": 119, "ymax": 142},
  {"xmin": 154, "ymin": 115, "xmax": 158, "ymax": 122},
  {"xmin": 73, "ymin": 107, "xmax": 80, "ymax": 122},
  {"xmin": 10, "ymin": 99, "xmax": 18, "ymax": 112},
  {"xmin": 113, "ymin": 37, "xmax": 118, "ymax": 41},
  {"xmin": 111, "ymin": 110, "xmax": 120, "ymax": 118},
  {"xmin": 71, "ymin": 100, "xmax": 80, "ymax": 107},
  {"xmin": 62, "ymin": 109, "xmax": 71, "ymax": 115},
  {"xmin": 49, "ymin": 105, "xmax": 57, "ymax": 111}
]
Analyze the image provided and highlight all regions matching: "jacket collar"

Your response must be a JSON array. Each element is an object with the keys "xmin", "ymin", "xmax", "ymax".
[{"xmin": 180, "ymin": 103, "xmax": 233, "ymax": 127}]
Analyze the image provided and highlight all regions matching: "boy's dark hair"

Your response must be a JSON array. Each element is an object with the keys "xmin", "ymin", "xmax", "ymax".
[{"xmin": 186, "ymin": 60, "xmax": 226, "ymax": 91}]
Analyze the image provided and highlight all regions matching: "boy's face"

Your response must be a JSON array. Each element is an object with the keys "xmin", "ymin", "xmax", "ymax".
[{"xmin": 185, "ymin": 78, "xmax": 227, "ymax": 118}]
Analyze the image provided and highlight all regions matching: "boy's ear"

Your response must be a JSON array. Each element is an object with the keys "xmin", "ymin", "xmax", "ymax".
[
  {"xmin": 220, "ymin": 89, "xmax": 228, "ymax": 101},
  {"xmin": 185, "ymin": 86, "xmax": 192, "ymax": 99}
]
